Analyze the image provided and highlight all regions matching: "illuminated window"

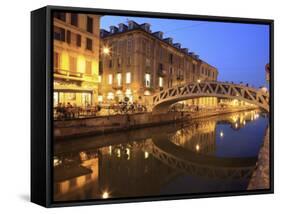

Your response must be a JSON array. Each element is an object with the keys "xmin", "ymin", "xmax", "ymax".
[
  {"xmin": 126, "ymin": 72, "xmax": 131, "ymax": 84},
  {"xmin": 108, "ymin": 74, "xmax": 113, "ymax": 85},
  {"xmin": 98, "ymin": 75, "xmax": 102, "ymax": 83},
  {"xmin": 85, "ymin": 61, "xmax": 91, "ymax": 75},
  {"xmin": 107, "ymin": 92, "xmax": 114, "ymax": 100},
  {"xmin": 117, "ymin": 73, "xmax": 122, "ymax": 86},
  {"xmin": 98, "ymin": 95, "xmax": 103, "ymax": 102},
  {"xmin": 145, "ymin": 73, "xmax": 151, "ymax": 88},
  {"xmin": 159, "ymin": 77, "xmax": 163, "ymax": 87}
]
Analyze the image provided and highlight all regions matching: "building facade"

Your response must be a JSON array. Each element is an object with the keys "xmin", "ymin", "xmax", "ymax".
[
  {"xmin": 53, "ymin": 12, "xmax": 100, "ymax": 107},
  {"xmin": 99, "ymin": 21, "xmax": 218, "ymax": 107}
]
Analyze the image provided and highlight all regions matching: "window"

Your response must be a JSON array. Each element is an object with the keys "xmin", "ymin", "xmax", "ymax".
[
  {"xmin": 66, "ymin": 30, "xmax": 71, "ymax": 44},
  {"xmin": 54, "ymin": 52, "xmax": 60, "ymax": 69},
  {"xmin": 54, "ymin": 12, "xmax": 66, "ymax": 21},
  {"xmin": 169, "ymin": 54, "xmax": 173, "ymax": 64},
  {"xmin": 126, "ymin": 72, "xmax": 131, "ymax": 84},
  {"xmin": 86, "ymin": 61, "xmax": 91, "ymax": 75},
  {"xmin": 159, "ymin": 63, "xmax": 163, "ymax": 71},
  {"xmin": 76, "ymin": 34, "xmax": 81, "ymax": 47},
  {"xmin": 69, "ymin": 56, "xmax": 77, "ymax": 73},
  {"xmin": 117, "ymin": 73, "xmax": 122, "ymax": 86},
  {"xmin": 117, "ymin": 57, "xmax": 121, "ymax": 67},
  {"xmin": 127, "ymin": 56, "xmax": 131, "ymax": 65},
  {"xmin": 169, "ymin": 67, "xmax": 173, "ymax": 75},
  {"xmin": 71, "ymin": 14, "xmax": 78, "ymax": 26},
  {"xmin": 159, "ymin": 77, "xmax": 163, "ymax": 87},
  {"xmin": 159, "ymin": 48, "xmax": 163, "ymax": 60},
  {"xmin": 86, "ymin": 38, "xmax": 92, "ymax": 50},
  {"xmin": 108, "ymin": 74, "xmax": 113, "ymax": 85},
  {"xmin": 109, "ymin": 59, "xmax": 113, "ymax": 68},
  {"xmin": 145, "ymin": 73, "xmax": 151, "ymax": 88},
  {"xmin": 54, "ymin": 26, "xmax": 65, "ymax": 41},
  {"xmin": 87, "ymin": 17, "xmax": 93, "ymax": 33},
  {"xmin": 127, "ymin": 39, "xmax": 132, "ymax": 53},
  {"xmin": 107, "ymin": 92, "xmax": 114, "ymax": 100}
]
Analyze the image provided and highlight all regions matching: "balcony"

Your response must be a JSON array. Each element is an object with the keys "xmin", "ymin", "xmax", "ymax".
[
  {"xmin": 54, "ymin": 68, "xmax": 97, "ymax": 83},
  {"xmin": 158, "ymin": 69, "xmax": 167, "ymax": 77},
  {"xmin": 112, "ymin": 85, "xmax": 123, "ymax": 90},
  {"xmin": 176, "ymin": 75, "xmax": 184, "ymax": 80}
]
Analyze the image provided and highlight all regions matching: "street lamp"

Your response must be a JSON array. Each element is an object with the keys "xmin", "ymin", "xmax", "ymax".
[
  {"xmin": 197, "ymin": 79, "xmax": 201, "ymax": 83},
  {"xmin": 102, "ymin": 46, "xmax": 110, "ymax": 55}
]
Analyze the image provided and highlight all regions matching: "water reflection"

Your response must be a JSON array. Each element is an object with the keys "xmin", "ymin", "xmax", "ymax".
[{"xmin": 53, "ymin": 110, "xmax": 268, "ymax": 202}]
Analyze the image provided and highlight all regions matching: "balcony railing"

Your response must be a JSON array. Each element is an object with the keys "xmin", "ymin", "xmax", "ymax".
[
  {"xmin": 176, "ymin": 75, "xmax": 184, "ymax": 80},
  {"xmin": 158, "ymin": 69, "xmax": 167, "ymax": 77},
  {"xmin": 112, "ymin": 85, "xmax": 123, "ymax": 90},
  {"xmin": 54, "ymin": 68, "xmax": 96, "ymax": 83}
]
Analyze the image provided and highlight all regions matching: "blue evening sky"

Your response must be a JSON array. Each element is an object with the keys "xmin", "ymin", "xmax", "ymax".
[{"xmin": 101, "ymin": 16, "xmax": 269, "ymax": 88}]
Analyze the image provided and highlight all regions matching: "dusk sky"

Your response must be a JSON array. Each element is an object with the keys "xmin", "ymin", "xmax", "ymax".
[{"xmin": 101, "ymin": 16, "xmax": 270, "ymax": 88}]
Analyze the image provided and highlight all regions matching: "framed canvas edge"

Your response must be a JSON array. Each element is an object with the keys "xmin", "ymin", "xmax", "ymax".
[{"xmin": 32, "ymin": 5, "xmax": 274, "ymax": 208}]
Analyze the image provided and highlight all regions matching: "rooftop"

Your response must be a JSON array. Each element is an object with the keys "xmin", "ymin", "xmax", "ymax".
[{"xmin": 100, "ymin": 20, "xmax": 217, "ymax": 70}]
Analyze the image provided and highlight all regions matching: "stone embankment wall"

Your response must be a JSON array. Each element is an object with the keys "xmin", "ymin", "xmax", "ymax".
[
  {"xmin": 54, "ymin": 107, "xmax": 256, "ymax": 139},
  {"xmin": 247, "ymin": 127, "xmax": 270, "ymax": 190}
]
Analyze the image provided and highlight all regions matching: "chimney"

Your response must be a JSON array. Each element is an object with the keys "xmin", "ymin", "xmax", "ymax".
[
  {"xmin": 100, "ymin": 29, "xmax": 110, "ymax": 38},
  {"xmin": 128, "ymin": 20, "xmax": 138, "ymax": 30},
  {"xmin": 173, "ymin": 43, "xmax": 181, "ymax": 49},
  {"xmin": 110, "ymin": 25, "xmax": 118, "ymax": 34},
  {"xmin": 118, "ymin": 23, "xmax": 128, "ymax": 32},
  {"xmin": 164, "ymin": 37, "xmax": 173, "ymax": 44},
  {"xmin": 181, "ymin": 48, "xmax": 189, "ymax": 54},
  {"xmin": 141, "ymin": 23, "xmax": 151, "ymax": 32},
  {"xmin": 153, "ymin": 31, "xmax": 163, "ymax": 39}
]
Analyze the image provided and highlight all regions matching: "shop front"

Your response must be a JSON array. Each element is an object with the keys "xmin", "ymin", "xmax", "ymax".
[{"xmin": 53, "ymin": 90, "xmax": 93, "ymax": 107}]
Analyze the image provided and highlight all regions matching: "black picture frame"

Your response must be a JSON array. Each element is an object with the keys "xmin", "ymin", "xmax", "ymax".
[{"xmin": 31, "ymin": 5, "xmax": 274, "ymax": 208}]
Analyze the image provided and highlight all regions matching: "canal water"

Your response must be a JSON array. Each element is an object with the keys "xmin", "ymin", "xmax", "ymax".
[{"xmin": 53, "ymin": 110, "xmax": 268, "ymax": 202}]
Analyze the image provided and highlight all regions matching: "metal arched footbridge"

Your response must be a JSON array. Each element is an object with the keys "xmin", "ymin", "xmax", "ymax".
[{"xmin": 152, "ymin": 81, "xmax": 269, "ymax": 113}]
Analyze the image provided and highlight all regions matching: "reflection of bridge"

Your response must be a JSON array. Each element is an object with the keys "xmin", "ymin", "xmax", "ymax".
[
  {"xmin": 152, "ymin": 81, "xmax": 269, "ymax": 113},
  {"xmin": 145, "ymin": 136, "xmax": 257, "ymax": 180}
]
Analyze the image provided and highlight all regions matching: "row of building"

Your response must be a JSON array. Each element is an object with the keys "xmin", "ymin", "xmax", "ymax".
[{"xmin": 53, "ymin": 12, "xmax": 219, "ymax": 108}]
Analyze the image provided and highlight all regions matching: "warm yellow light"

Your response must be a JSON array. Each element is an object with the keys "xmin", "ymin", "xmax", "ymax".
[
  {"xmin": 102, "ymin": 191, "xmax": 110, "ymax": 199},
  {"xmin": 196, "ymin": 144, "xmax": 200, "ymax": 152},
  {"xmin": 108, "ymin": 74, "xmax": 113, "ymax": 85},
  {"xmin": 235, "ymin": 123, "xmax": 238, "ymax": 128},
  {"xmin": 98, "ymin": 95, "xmax": 103, "ymax": 102},
  {"xmin": 197, "ymin": 79, "xmax": 201, "ymax": 83},
  {"xmin": 126, "ymin": 72, "xmax": 131, "ymax": 84},
  {"xmin": 243, "ymin": 120, "xmax": 246, "ymax": 125},
  {"xmin": 103, "ymin": 47, "xmax": 110, "ymax": 55},
  {"xmin": 117, "ymin": 73, "xmax": 122, "ymax": 86},
  {"xmin": 144, "ymin": 151, "xmax": 149, "ymax": 159},
  {"xmin": 159, "ymin": 77, "xmax": 163, "ymax": 87},
  {"xmin": 77, "ymin": 55, "xmax": 86, "ymax": 73}
]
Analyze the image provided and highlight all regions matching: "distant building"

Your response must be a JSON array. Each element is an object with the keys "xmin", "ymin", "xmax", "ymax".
[
  {"xmin": 99, "ymin": 21, "xmax": 218, "ymax": 107},
  {"xmin": 53, "ymin": 12, "xmax": 101, "ymax": 107}
]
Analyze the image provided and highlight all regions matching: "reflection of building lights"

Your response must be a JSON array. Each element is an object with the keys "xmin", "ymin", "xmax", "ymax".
[
  {"xmin": 109, "ymin": 146, "xmax": 112, "ymax": 156},
  {"xmin": 220, "ymin": 131, "xmax": 224, "ymax": 137},
  {"xmin": 102, "ymin": 191, "xmax": 110, "ymax": 199},
  {"xmin": 235, "ymin": 123, "xmax": 238, "ymax": 128},
  {"xmin": 243, "ymin": 120, "xmax": 246, "ymax": 125},
  {"xmin": 117, "ymin": 149, "xmax": 121, "ymax": 158},
  {"xmin": 53, "ymin": 157, "xmax": 61, "ymax": 167},
  {"xmin": 144, "ymin": 151, "xmax": 149, "ymax": 159},
  {"xmin": 126, "ymin": 148, "xmax": 130, "ymax": 160},
  {"xmin": 196, "ymin": 144, "xmax": 200, "ymax": 152}
]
